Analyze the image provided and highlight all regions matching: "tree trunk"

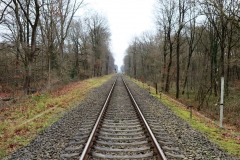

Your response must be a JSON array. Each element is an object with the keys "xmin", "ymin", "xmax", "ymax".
[
  {"xmin": 176, "ymin": 33, "xmax": 180, "ymax": 99},
  {"xmin": 23, "ymin": 60, "xmax": 33, "ymax": 95},
  {"xmin": 161, "ymin": 31, "xmax": 167, "ymax": 91},
  {"xmin": 165, "ymin": 43, "xmax": 172, "ymax": 93},
  {"xmin": 226, "ymin": 48, "xmax": 231, "ymax": 96},
  {"xmin": 182, "ymin": 48, "xmax": 192, "ymax": 95}
]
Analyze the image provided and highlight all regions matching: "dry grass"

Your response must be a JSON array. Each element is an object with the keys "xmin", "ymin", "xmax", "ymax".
[{"xmin": 0, "ymin": 74, "xmax": 114, "ymax": 158}]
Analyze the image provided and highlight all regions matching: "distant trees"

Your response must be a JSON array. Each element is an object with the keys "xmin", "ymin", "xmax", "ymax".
[
  {"xmin": 123, "ymin": 0, "xmax": 240, "ymax": 107},
  {"xmin": 0, "ymin": 0, "xmax": 115, "ymax": 97},
  {"xmin": 69, "ymin": 14, "xmax": 114, "ymax": 79},
  {"xmin": 86, "ymin": 12, "xmax": 112, "ymax": 77},
  {"xmin": 124, "ymin": 32, "xmax": 160, "ymax": 85}
]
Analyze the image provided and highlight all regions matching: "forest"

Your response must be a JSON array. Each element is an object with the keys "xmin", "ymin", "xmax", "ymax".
[
  {"xmin": 0, "ymin": 0, "xmax": 116, "ymax": 98},
  {"xmin": 123, "ymin": 0, "xmax": 240, "ymax": 128}
]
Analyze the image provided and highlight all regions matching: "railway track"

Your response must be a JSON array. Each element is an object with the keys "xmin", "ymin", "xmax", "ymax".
[{"xmin": 61, "ymin": 76, "xmax": 184, "ymax": 159}]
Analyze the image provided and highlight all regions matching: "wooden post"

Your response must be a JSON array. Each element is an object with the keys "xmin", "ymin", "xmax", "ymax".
[
  {"xmin": 190, "ymin": 107, "xmax": 192, "ymax": 119},
  {"xmin": 155, "ymin": 83, "xmax": 158, "ymax": 94},
  {"xmin": 187, "ymin": 106, "xmax": 193, "ymax": 119}
]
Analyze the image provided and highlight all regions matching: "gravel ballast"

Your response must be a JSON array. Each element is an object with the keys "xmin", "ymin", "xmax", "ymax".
[
  {"xmin": 4, "ymin": 75, "xmax": 239, "ymax": 159},
  {"xmin": 124, "ymin": 77, "xmax": 239, "ymax": 160}
]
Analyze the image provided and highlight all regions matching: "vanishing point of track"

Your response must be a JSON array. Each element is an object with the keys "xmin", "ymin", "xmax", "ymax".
[{"xmin": 61, "ymin": 76, "xmax": 183, "ymax": 159}]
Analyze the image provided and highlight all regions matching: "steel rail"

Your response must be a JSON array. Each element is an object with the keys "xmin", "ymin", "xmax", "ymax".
[
  {"xmin": 122, "ymin": 77, "xmax": 167, "ymax": 160},
  {"xmin": 79, "ymin": 78, "xmax": 117, "ymax": 160}
]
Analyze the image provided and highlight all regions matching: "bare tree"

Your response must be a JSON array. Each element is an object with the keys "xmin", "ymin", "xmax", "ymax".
[
  {"xmin": 53, "ymin": 0, "xmax": 84, "ymax": 77},
  {"xmin": 39, "ymin": 0, "xmax": 58, "ymax": 90},
  {"xmin": 155, "ymin": 0, "xmax": 177, "ymax": 92},
  {"xmin": 85, "ymin": 12, "xmax": 111, "ymax": 77},
  {"xmin": 182, "ymin": 1, "xmax": 203, "ymax": 96},
  {"xmin": 11, "ymin": 0, "xmax": 41, "ymax": 95},
  {"xmin": 175, "ymin": 0, "xmax": 188, "ymax": 99},
  {"xmin": 201, "ymin": 0, "xmax": 229, "ymax": 82}
]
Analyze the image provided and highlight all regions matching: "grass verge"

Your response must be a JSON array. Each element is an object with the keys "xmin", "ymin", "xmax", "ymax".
[
  {"xmin": 130, "ymin": 77, "xmax": 240, "ymax": 158},
  {"xmin": 0, "ymin": 74, "xmax": 114, "ymax": 159}
]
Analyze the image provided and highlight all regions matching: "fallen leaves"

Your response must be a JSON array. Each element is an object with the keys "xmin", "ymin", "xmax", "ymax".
[
  {"xmin": 46, "ymin": 104, "xmax": 54, "ymax": 109},
  {"xmin": 222, "ymin": 133, "xmax": 232, "ymax": 139},
  {"xmin": 14, "ymin": 129, "xmax": 29, "ymax": 136},
  {"xmin": 7, "ymin": 143, "xmax": 19, "ymax": 150},
  {"xmin": 236, "ymin": 136, "xmax": 240, "ymax": 144}
]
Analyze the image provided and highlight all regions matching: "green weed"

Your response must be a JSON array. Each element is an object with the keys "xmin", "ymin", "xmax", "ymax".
[{"xmin": 32, "ymin": 94, "xmax": 49, "ymax": 101}]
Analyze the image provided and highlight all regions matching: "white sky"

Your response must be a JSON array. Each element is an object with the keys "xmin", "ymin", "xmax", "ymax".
[{"xmin": 80, "ymin": 0, "xmax": 156, "ymax": 69}]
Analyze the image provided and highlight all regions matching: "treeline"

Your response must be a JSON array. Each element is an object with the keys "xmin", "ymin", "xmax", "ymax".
[
  {"xmin": 0, "ymin": 0, "xmax": 115, "ymax": 96},
  {"xmin": 123, "ymin": 0, "xmax": 240, "ymax": 113}
]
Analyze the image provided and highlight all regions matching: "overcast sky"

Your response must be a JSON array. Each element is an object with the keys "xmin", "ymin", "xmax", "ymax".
[{"xmin": 80, "ymin": 0, "xmax": 156, "ymax": 69}]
